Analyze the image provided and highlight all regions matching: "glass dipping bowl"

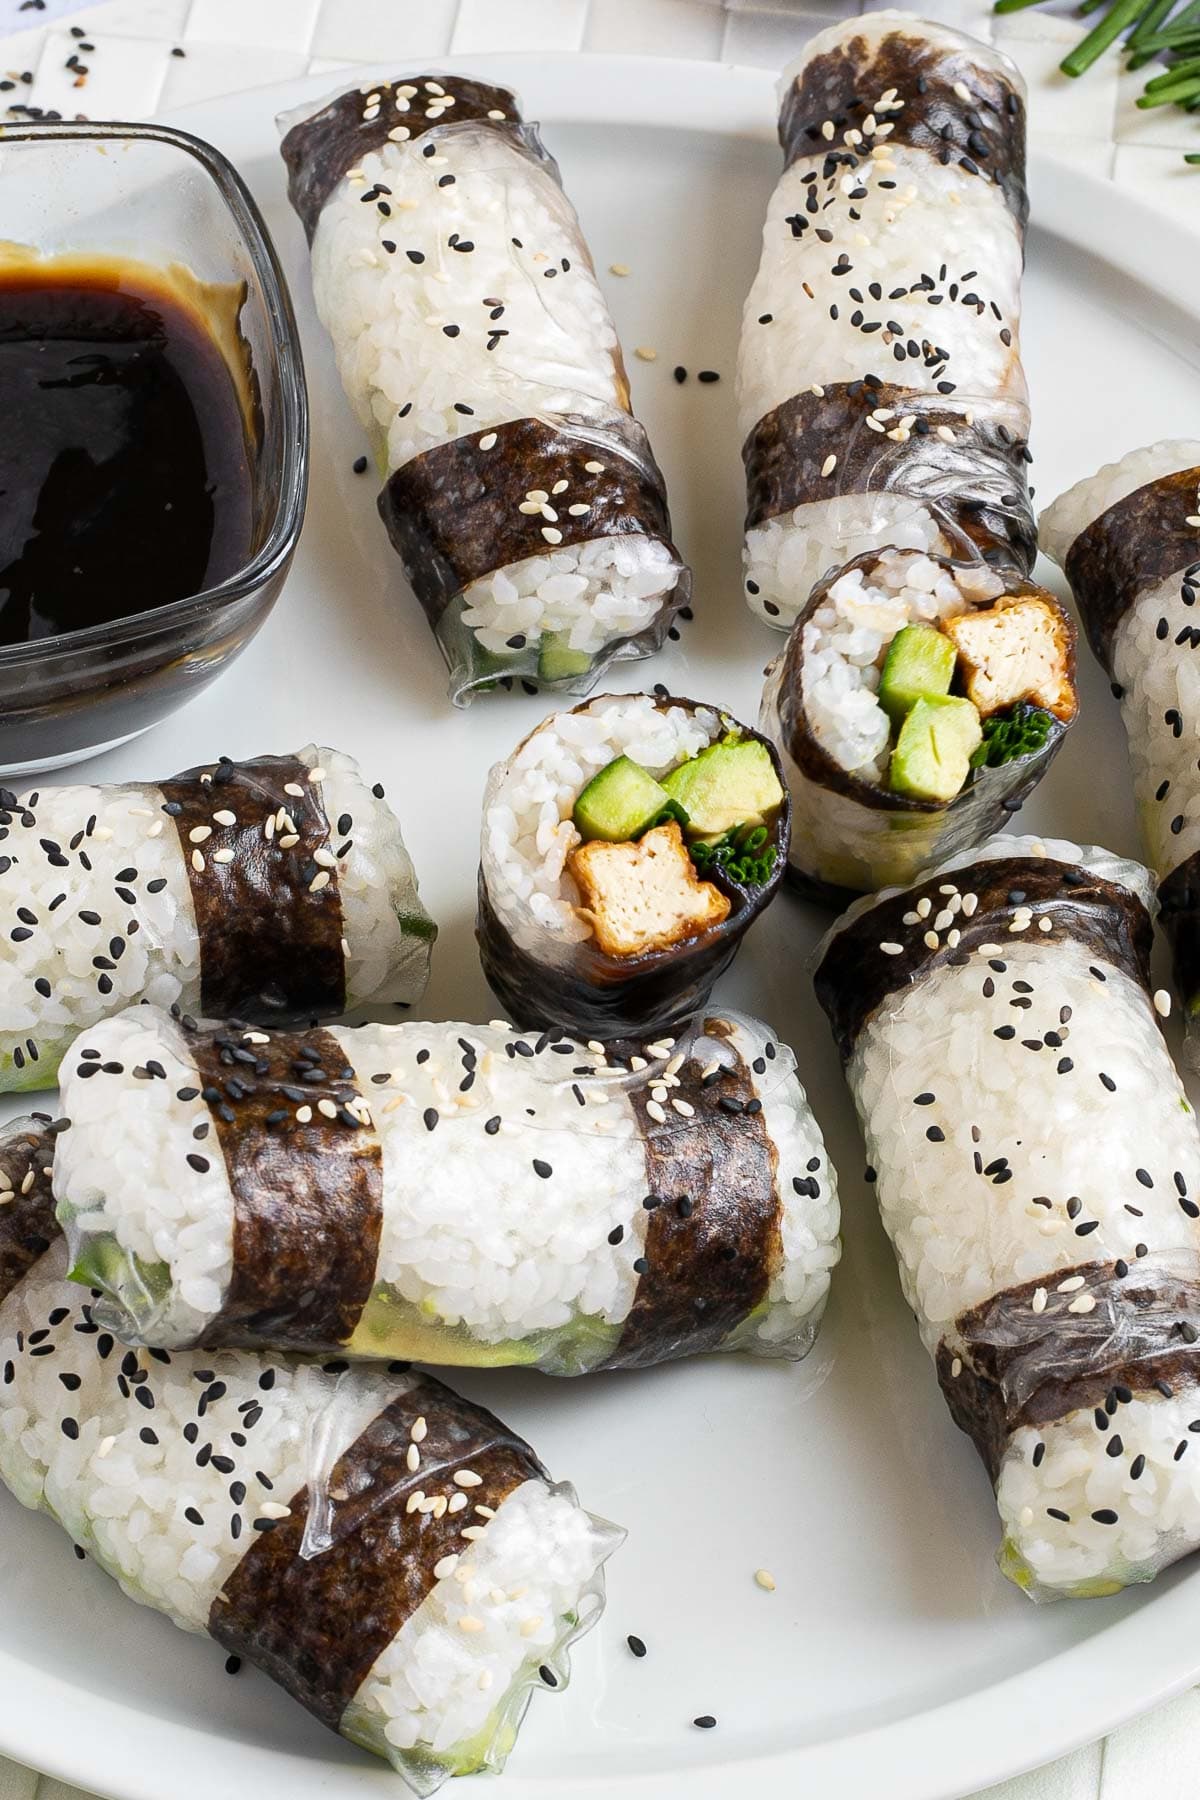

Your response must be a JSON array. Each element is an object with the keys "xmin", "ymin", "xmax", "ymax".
[{"xmin": 0, "ymin": 121, "xmax": 308, "ymax": 775}]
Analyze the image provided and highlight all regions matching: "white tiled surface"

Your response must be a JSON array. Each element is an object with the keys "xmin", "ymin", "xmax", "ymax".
[{"xmin": 0, "ymin": 3, "xmax": 1196, "ymax": 1799}]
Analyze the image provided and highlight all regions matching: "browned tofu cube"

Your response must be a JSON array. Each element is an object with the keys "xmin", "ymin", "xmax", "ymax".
[
  {"xmin": 944, "ymin": 595, "xmax": 1076, "ymax": 722},
  {"xmin": 569, "ymin": 821, "xmax": 730, "ymax": 959}
]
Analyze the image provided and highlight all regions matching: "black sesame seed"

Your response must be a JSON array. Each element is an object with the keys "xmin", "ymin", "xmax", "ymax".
[{"xmin": 533, "ymin": 1159, "xmax": 553, "ymax": 1179}]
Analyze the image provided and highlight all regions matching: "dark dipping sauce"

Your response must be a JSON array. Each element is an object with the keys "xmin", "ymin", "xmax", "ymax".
[{"xmin": 0, "ymin": 261, "xmax": 254, "ymax": 646}]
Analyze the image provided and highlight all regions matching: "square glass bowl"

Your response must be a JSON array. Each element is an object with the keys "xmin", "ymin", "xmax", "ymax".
[{"xmin": 0, "ymin": 121, "xmax": 308, "ymax": 775}]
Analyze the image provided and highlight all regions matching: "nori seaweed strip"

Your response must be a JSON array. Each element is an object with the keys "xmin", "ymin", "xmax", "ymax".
[
  {"xmin": 280, "ymin": 76, "xmax": 549, "ymax": 243},
  {"xmin": 162, "ymin": 754, "xmax": 346, "ymax": 1021},
  {"xmin": 603, "ymin": 1020, "xmax": 781, "ymax": 1368},
  {"xmin": 779, "ymin": 26, "xmax": 1028, "ymax": 226},
  {"xmin": 477, "ymin": 695, "xmax": 791, "ymax": 1038},
  {"xmin": 774, "ymin": 562, "xmax": 1073, "ymax": 906},
  {"xmin": 191, "ymin": 1027, "xmax": 381, "ymax": 1351},
  {"xmin": 378, "ymin": 415, "xmax": 681, "ymax": 633},
  {"xmin": 935, "ymin": 1262, "xmax": 1200, "ymax": 1483},
  {"xmin": 1062, "ymin": 463, "xmax": 1200, "ymax": 671},
  {"xmin": 742, "ymin": 384, "xmax": 1035, "ymax": 575},
  {"xmin": 0, "ymin": 1125, "xmax": 58, "ymax": 1305},
  {"xmin": 815, "ymin": 855, "xmax": 1155, "ymax": 1063},
  {"xmin": 208, "ymin": 1373, "xmax": 544, "ymax": 1728},
  {"xmin": 1158, "ymin": 854, "xmax": 1200, "ymax": 1022}
]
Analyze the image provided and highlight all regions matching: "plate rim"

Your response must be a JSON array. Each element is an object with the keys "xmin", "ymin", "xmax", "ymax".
[{"xmin": 2, "ymin": 49, "xmax": 1199, "ymax": 1800}]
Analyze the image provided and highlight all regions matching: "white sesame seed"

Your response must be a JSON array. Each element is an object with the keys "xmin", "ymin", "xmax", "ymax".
[
  {"xmin": 584, "ymin": 460, "xmax": 605, "ymax": 474},
  {"xmin": 809, "ymin": 384, "xmax": 825, "ymax": 397},
  {"xmin": 1154, "ymin": 989, "xmax": 1172, "ymax": 1017},
  {"xmin": 646, "ymin": 1100, "xmax": 667, "ymax": 1124},
  {"xmin": 406, "ymin": 1491, "xmax": 424, "ymax": 1514},
  {"xmin": 880, "ymin": 942, "xmax": 903, "ymax": 956},
  {"xmin": 902, "ymin": 912, "xmax": 920, "ymax": 926},
  {"xmin": 284, "ymin": 782, "xmax": 304, "ymax": 798},
  {"xmin": 479, "ymin": 433, "xmax": 497, "ymax": 450},
  {"xmin": 923, "ymin": 931, "xmax": 939, "ymax": 950},
  {"xmin": 953, "ymin": 80, "xmax": 972, "ymax": 101},
  {"xmin": 947, "ymin": 929, "xmax": 961, "ymax": 948},
  {"xmin": 475, "ymin": 1504, "xmax": 495, "ymax": 1518},
  {"xmin": 405, "ymin": 1444, "xmax": 420, "ymax": 1472},
  {"xmin": 460, "ymin": 1524, "xmax": 486, "ymax": 1540},
  {"xmin": 147, "ymin": 820, "xmax": 164, "ymax": 838},
  {"xmin": 1187, "ymin": 516, "xmax": 1200, "ymax": 529},
  {"xmin": 96, "ymin": 1436, "xmax": 115, "ymax": 1459},
  {"xmin": 488, "ymin": 108, "xmax": 506, "ymax": 120},
  {"xmin": 314, "ymin": 847, "xmax": 338, "ymax": 868},
  {"xmin": 1009, "ymin": 919, "xmax": 1030, "ymax": 933},
  {"xmin": 961, "ymin": 893, "xmax": 978, "ymax": 916},
  {"xmin": 210, "ymin": 848, "xmax": 234, "ymax": 864},
  {"xmin": 309, "ymin": 871, "xmax": 331, "ymax": 892},
  {"xmin": 259, "ymin": 1502, "xmax": 291, "ymax": 1520},
  {"xmin": 1057, "ymin": 1275, "xmax": 1086, "ymax": 1292},
  {"xmin": 936, "ymin": 425, "xmax": 956, "ymax": 444},
  {"xmin": 821, "ymin": 454, "xmax": 838, "ymax": 477},
  {"xmin": 634, "ymin": 346, "xmax": 657, "ymax": 362},
  {"xmin": 0, "ymin": 1193, "xmax": 13, "ymax": 1209},
  {"xmin": 541, "ymin": 527, "xmax": 563, "ymax": 544},
  {"xmin": 1068, "ymin": 1295, "xmax": 1097, "ymax": 1314},
  {"xmin": 551, "ymin": 479, "xmax": 569, "ymax": 495},
  {"xmin": 454, "ymin": 1469, "xmax": 483, "ymax": 1487},
  {"xmin": 567, "ymin": 502, "xmax": 591, "ymax": 515},
  {"xmin": 411, "ymin": 1416, "xmax": 427, "ymax": 1443},
  {"xmin": 672, "ymin": 1099, "xmax": 695, "ymax": 1118},
  {"xmin": 520, "ymin": 1616, "xmax": 544, "ymax": 1637},
  {"xmin": 1031, "ymin": 1288, "xmax": 1047, "ymax": 1314},
  {"xmin": 434, "ymin": 1555, "xmax": 458, "ymax": 1579},
  {"xmin": 432, "ymin": 1496, "xmax": 448, "ymax": 1519},
  {"xmin": 188, "ymin": 825, "xmax": 212, "ymax": 844},
  {"xmin": 212, "ymin": 810, "xmax": 236, "ymax": 826},
  {"xmin": 950, "ymin": 1357, "xmax": 962, "ymax": 1377},
  {"xmin": 458, "ymin": 1617, "xmax": 485, "ymax": 1633},
  {"xmin": 540, "ymin": 505, "xmax": 558, "ymax": 523},
  {"xmin": 296, "ymin": 1105, "xmax": 313, "ymax": 1124},
  {"xmin": 933, "ymin": 909, "xmax": 953, "ymax": 931},
  {"xmin": 316, "ymin": 1099, "xmax": 337, "ymax": 1121},
  {"xmin": 388, "ymin": 125, "xmax": 411, "ymax": 141},
  {"xmin": 278, "ymin": 834, "xmax": 299, "ymax": 850},
  {"xmin": 754, "ymin": 1568, "xmax": 776, "ymax": 1591},
  {"xmin": 191, "ymin": 850, "xmax": 205, "ymax": 873},
  {"xmin": 821, "ymin": 119, "xmax": 835, "ymax": 140},
  {"xmin": 609, "ymin": 262, "xmax": 630, "ymax": 276},
  {"xmin": 448, "ymin": 1491, "xmax": 468, "ymax": 1514},
  {"xmin": 917, "ymin": 897, "xmax": 932, "ymax": 918},
  {"xmin": 1038, "ymin": 917, "xmax": 1053, "ymax": 933}
]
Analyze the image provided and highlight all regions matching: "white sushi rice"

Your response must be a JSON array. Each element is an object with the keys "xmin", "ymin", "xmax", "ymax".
[
  {"xmin": 481, "ymin": 693, "xmax": 720, "ymax": 954},
  {"xmin": 0, "ymin": 1239, "xmax": 619, "ymax": 1785},
  {"xmin": 299, "ymin": 100, "xmax": 680, "ymax": 659},
  {"xmin": 829, "ymin": 833, "xmax": 1200, "ymax": 1596},
  {"xmin": 736, "ymin": 14, "xmax": 1028, "ymax": 631},
  {"xmin": 56, "ymin": 1008, "xmax": 840, "ymax": 1367},
  {"xmin": 0, "ymin": 745, "xmax": 432, "ymax": 1094},
  {"xmin": 1041, "ymin": 443, "xmax": 1200, "ymax": 879}
]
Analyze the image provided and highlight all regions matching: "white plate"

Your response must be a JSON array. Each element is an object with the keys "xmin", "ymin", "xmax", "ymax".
[{"xmin": 2, "ymin": 52, "xmax": 1200, "ymax": 1800}]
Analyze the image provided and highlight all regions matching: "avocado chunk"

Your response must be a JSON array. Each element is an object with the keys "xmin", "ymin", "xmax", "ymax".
[
  {"xmin": 888, "ymin": 695, "xmax": 982, "ymax": 802},
  {"xmin": 538, "ymin": 631, "xmax": 592, "ymax": 683},
  {"xmin": 878, "ymin": 624, "xmax": 957, "ymax": 723},
  {"xmin": 659, "ymin": 738, "xmax": 784, "ymax": 837},
  {"xmin": 573, "ymin": 755, "xmax": 672, "ymax": 843}
]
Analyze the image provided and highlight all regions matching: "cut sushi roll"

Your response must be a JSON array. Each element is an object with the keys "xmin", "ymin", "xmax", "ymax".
[
  {"xmin": 0, "ymin": 744, "xmax": 435, "ymax": 1093},
  {"xmin": 815, "ymin": 834, "xmax": 1200, "ymax": 1600},
  {"xmin": 55, "ymin": 1005, "xmax": 839, "ymax": 1374},
  {"xmin": 279, "ymin": 77, "xmax": 688, "ymax": 704},
  {"xmin": 760, "ymin": 546, "xmax": 1076, "ymax": 902},
  {"xmin": 737, "ymin": 12, "xmax": 1034, "ymax": 632},
  {"xmin": 478, "ymin": 692, "xmax": 790, "ymax": 1036},
  {"xmin": 0, "ymin": 1117, "xmax": 621, "ymax": 1793},
  {"xmin": 1040, "ymin": 442, "xmax": 1200, "ymax": 1058}
]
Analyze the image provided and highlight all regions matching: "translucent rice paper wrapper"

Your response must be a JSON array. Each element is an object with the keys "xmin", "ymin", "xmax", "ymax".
[
  {"xmin": 761, "ymin": 551, "xmax": 1074, "ymax": 904},
  {"xmin": 477, "ymin": 694, "xmax": 790, "ymax": 1038},
  {"xmin": 815, "ymin": 835, "xmax": 1200, "ymax": 1601},
  {"xmin": 0, "ymin": 1121, "xmax": 623, "ymax": 1793},
  {"xmin": 278, "ymin": 78, "xmax": 688, "ymax": 706},
  {"xmin": 56, "ymin": 1007, "xmax": 839, "ymax": 1377}
]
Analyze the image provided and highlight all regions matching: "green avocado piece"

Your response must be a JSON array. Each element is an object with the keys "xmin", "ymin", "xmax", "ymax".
[
  {"xmin": 659, "ymin": 738, "xmax": 784, "ymax": 837},
  {"xmin": 877, "ymin": 623, "xmax": 957, "ymax": 722},
  {"xmin": 888, "ymin": 695, "xmax": 982, "ymax": 802},
  {"xmin": 573, "ymin": 755, "xmax": 671, "ymax": 843},
  {"xmin": 538, "ymin": 631, "xmax": 592, "ymax": 683}
]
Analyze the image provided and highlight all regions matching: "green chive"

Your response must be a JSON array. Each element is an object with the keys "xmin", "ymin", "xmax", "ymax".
[
  {"xmin": 1137, "ymin": 70, "xmax": 1200, "ymax": 98},
  {"xmin": 992, "ymin": 0, "xmax": 1050, "ymax": 13},
  {"xmin": 1061, "ymin": 0, "xmax": 1155, "ymax": 75},
  {"xmin": 1078, "ymin": 0, "xmax": 1108, "ymax": 14},
  {"xmin": 1185, "ymin": 149, "xmax": 1200, "ymax": 158},
  {"xmin": 1128, "ymin": 0, "xmax": 1178, "ymax": 42},
  {"xmin": 1143, "ymin": 53, "xmax": 1200, "ymax": 83}
]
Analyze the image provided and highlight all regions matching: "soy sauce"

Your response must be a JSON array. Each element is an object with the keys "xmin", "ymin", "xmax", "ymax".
[{"xmin": 0, "ymin": 260, "xmax": 254, "ymax": 646}]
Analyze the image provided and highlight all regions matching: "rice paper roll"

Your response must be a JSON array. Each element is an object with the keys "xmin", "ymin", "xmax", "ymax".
[
  {"xmin": 55, "ymin": 1004, "xmax": 839, "ymax": 1375},
  {"xmin": 0, "ymin": 1117, "xmax": 621, "ymax": 1793},
  {"xmin": 1041, "ymin": 442, "xmax": 1200, "ymax": 1058},
  {"xmin": 760, "ymin": 545, "xmax": 1076, "ymax": 902},
  {"xmin": 737, "ymin": 13, "xmax": 1034, "ymax": 631},
  {"xmin": 478, "ymin": 692, "xmax": 789, "ymax": 1036},
  {"xmin": 0, "ymin": 745, "xmax": 435, "ymax": 1095},
  {"xmin": 279, "ymin": 76, "xmax": 688, "ymax": 705},
  {"xmin": 815, "ymin": 834, "xmax": 1200, "ymax": 1600}
]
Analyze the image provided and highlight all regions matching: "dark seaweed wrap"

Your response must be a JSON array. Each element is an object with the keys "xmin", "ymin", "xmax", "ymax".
[
  {"xmin": 764, "ymin": 555, "xmax": 1075, "ymax": 906},
  {"xmin": 280, "ymin": 74, "xmax": 688, "ymax": 705},
  {"xmin": 477, "ymin": 694, "xmax": 791, "ymax": 1037},
  {"xmin": 162, "ymin": 752, "xmax": 347, "ymax": 1019},
  {"xmin": 0, "ymin": 1120, "xmax": 60, "ymax": 1304},
  {"xmin": 815, "ymin": 840, "xmax": 1200, "ymax": 1598}
]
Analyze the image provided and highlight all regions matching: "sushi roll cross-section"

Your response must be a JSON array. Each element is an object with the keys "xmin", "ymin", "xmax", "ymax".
[
  {"xmin": 0, "ymin": 1118, "xmax": 621, "ymax": 1793},
  {"xmin": 0, "ymin": 744, "xmax": 435, "ymax": 1092},
  {"xmin": 736, "ymin": 12, "xmax": 1034, "ymax": 631},
  {"xmin": 1041, "ymin": 442, "xmax": 1200, "ymax": 1059},
  {"xmin": 478, "ymin": 692, "xmax": 790, "ymax": 1037},
  {"xmin": 54, "ymin": 1006, "xmax": 840, "ymax": 1375},
  {"xmin": 816, "ymin": 835, "xmax": 1200, "ymax": 1599},
  {"xmin": 760, "ymin": 547, "xmax": 1076, "ymax": 902},
  {"xmin": 280, "ymin": 75, "xmax": 688, "ymax": 703}
]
